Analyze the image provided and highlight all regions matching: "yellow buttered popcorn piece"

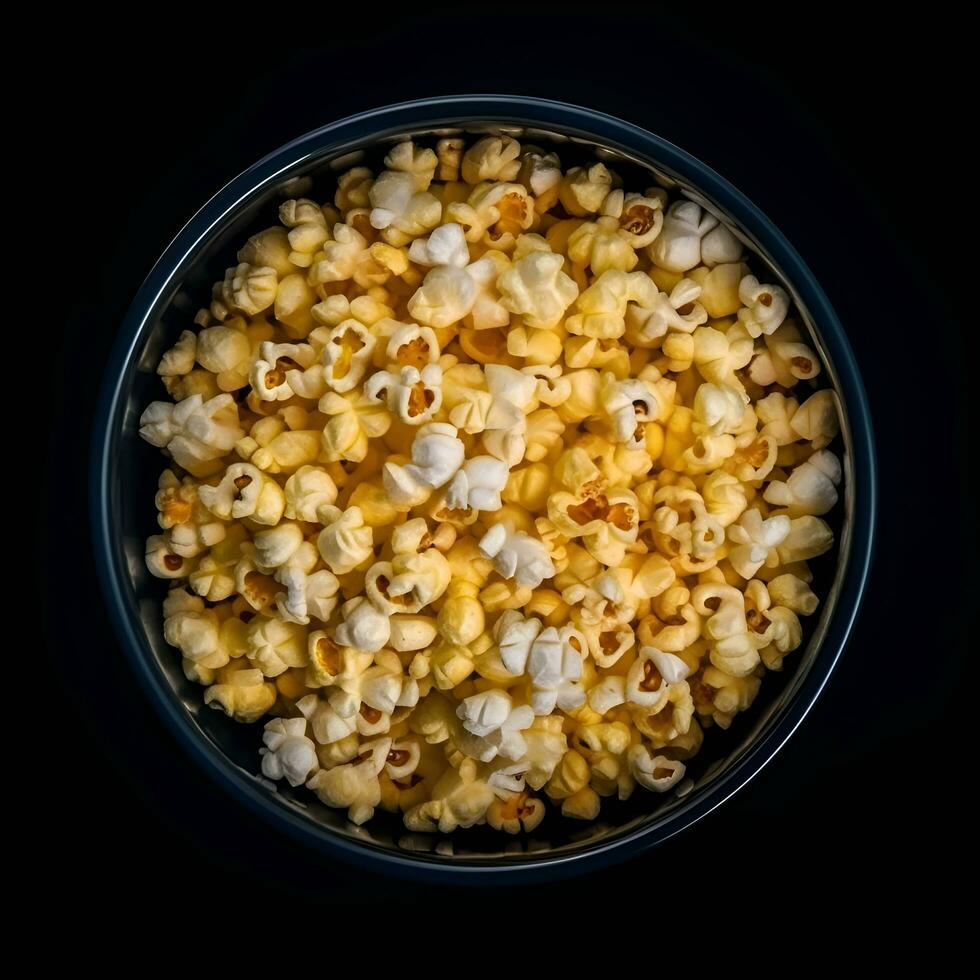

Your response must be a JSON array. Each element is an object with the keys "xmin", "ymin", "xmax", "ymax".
[{"xmin": 140, "ymin": 133, "xmax": 841, "ymax": 834}]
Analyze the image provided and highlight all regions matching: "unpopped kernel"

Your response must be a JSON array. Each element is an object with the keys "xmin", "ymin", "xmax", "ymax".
[{"xmin": 140, "ymin": 136, "xmax": 842, "ymax": 834}]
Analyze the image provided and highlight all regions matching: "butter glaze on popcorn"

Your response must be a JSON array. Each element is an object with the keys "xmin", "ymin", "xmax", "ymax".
[{"xmin": 138, "ymin": 133, "xmax": 845, "ymax": 836}]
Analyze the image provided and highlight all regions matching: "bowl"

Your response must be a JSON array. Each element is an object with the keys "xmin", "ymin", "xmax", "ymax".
[{"xmin": 91, "ymin": 96, "xmax": 877, "ymax": 881}]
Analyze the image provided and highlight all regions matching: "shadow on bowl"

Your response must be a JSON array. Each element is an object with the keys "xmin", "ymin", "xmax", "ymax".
[{"xmin": 92, "ymin": 96, "xmax": 876, "ymax": 881}]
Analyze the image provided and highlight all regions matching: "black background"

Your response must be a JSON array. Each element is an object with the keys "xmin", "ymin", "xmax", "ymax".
[{"xmin": 39, "ymin": 6, "xmax": 970, "ymax": 914}]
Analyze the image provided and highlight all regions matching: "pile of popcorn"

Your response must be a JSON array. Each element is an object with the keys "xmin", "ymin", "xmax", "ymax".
[{"xmin": 140, "ymin": 135, "xmax": 842, "ymax": 834}]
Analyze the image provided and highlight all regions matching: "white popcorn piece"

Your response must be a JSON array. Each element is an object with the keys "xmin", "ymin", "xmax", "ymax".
[
  {"xmin": 383, "ymin": 141, "xmax": 438, "ymax": 189},
  {"xmin": 737, "ymin": 275, "xmax": 790, "ymax": 337},
  {"xmin": 365, "ymin": 545, "xmax": 452, "ymax": 616},
  {"xmin": 333, "ymin": 596, "xmax": 391, "ymax": 653},
  {"xmin": 283, "ymin": 465, "xmax": 338, "ymax": 522},
  {"xmin": 389, "ymin": 615, "xmax": 438, "ymax": 652},
  {"xmin": 316, "ymin": 505, "xmax": 373, "ymax": 576},
  {"xmin": 306, "ymin": 737, "xmax": 391, "ymax": 825},
  {"xmin": 246, "ymin": 616, "xmax": 307, "ymax": 677},
  {"xmin": 456, "ymin": 690, "xmax": 535, "ymax": 763},
  {"xmin": 764, "ymin": 449, "xmax": 841, "ymax": 517},
  {"xmin": 625, "ymin": 647, "xmax": 676, "ymax": 709},
  {"xmin": 403, "ymin": 757, "xmax": 496, "ymax": 833},
  {"xmin": 445, "ymin": 456, "xmax": 509, "ymax": 512},
  {"xmin": 407, "ymin": 264, "xmax": 476, "ymax": 328},
  {"xmin": 747, "ymin": 321, "xmax": 821, "ymax": 388},
  {"xmin": 599, "ymin": 374, "xmax": 659, "ymax": 447},
  {"xmin": 628, "ymin": 745, "xmax": 686, "ymax": 792},
  {"xmin": 479, "ymin": 522, "xmax": 556, "ymax": 589},
  {"xmin": 464, "ymin": 250, "xmax": 512, "ymax": 331},
  {"xmin": 321, "ymin": 319, "xmax": 377, "ymax": 393},
  {"xmin": 559, "ymin": 163, "xmax": 615, "ymax": 216},
  {"xmin": 279, "ymin": 198, "xmax": 329, "ymax": 267},
  {"xmin": 648, "ymin": 200, "xmax": 718, "ymax": 273},
  {"xmin": 791, "ymin": 389, "xmax": 839, "ymax": 449},
  {"xmin": 214, "ymin": 263, "xmax": 278, "ymax": 318},
  {"xmin": 588, "ymin": 675, "xmax": 628, "ymax": 715},
  {"xmin": 461, "ymin": 136, "xmax": 522, "ymax": 184},
  {"xmin": 383, "ymin": 422, "xmax": 466, "ymax": 508},
  {"xmin": 369, "ymin": 170, "xmax": 441, "ymax": 245},
  {"xmin": 204, "ymin": 665, "xmax": 276, "ymax": 723},
  {"xmin": 162, "ymin": 589, "xmax": 226, "ymax": 669},
  {"xmin": 198, "ymin": 462, "xmax": 285, "ymax": 526},
  {"xmin": 385, "ymin": 323, "xmax": 440, "ymax": 370},
  {"xmin": 727, "ymin": 508, "xmax": 793, "ymax": 579},
  {"xmin": 275, "ymin": 566, "xmax": 340, "ymax": 625},
  {"xmin": 297, "ymin": 693, "xmax": 358, "ymax": 745},
  {"xmin": 701, "ymin": 221, "xmax": 744, "ymax": 266},
  {"xmin": 566, "ymin": 269, "xmax": 659, "ymax": 340},
  {"xmin": 249, "ymin": 341, "xmax": 316, "ymax": 401},
  {"xmin": 252, "ymin": 521, "xmax": 304, "ymax": 570},
  {"xmin": 364, "ymin": 363, "xmax": 443, "ymax": 425},
  {"xmin": 157, "ymin": 330, "xmax": 197, "ymax": 378},
  {"xmin": 358, "ymin": 650, "xmax": 420, "ymax": 716},
  {"xmin": 260, "ymin": 717, "xmax": 319, "ymax": 787},
  {"xmin": 145, "ymin": 534, "xmax": 194, "ymax": 579},
  {"xmin": 527, "ymin": 625, "xmax": 585, "ymax": 715},
  {"xmin": 497, "ymin": 249, "xmax": 579, "ymax": 329},
  {"xmin": 139, "ymin": 393, "xmax": 244, "ymax": 477},
  {"xmin": 493, "ymin": 610, "xmax": 543, "ymax": 675},
  {"xmin": 407, "ymin": 222, "xmax": 469, "ymax": 268},
  {"xmin": 518, "ymin": 149, "xmax": 563, "ymax": 210},
  {"xmin": 626, "ymin": 277, "xmax": 707, "ymax": 344}
]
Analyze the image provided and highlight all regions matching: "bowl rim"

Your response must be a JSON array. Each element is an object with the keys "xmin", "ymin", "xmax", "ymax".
[{"xmin": 91, "ymin": 95, "xmax": 877, "ymax": 882}]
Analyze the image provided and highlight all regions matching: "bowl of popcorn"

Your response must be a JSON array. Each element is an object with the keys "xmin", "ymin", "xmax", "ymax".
[{"xmin": 93, "ymin": 96, "xmax": 876, "ymax": 878}]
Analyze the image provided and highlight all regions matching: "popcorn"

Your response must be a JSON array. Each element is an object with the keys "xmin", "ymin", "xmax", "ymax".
[
  {"xmin": 249, "ymin": 341, "xmax": 316, "ymax": 401},
  {"xmin": 436, "ymin": 138, "xmax": 465, "ymax": 181},
  {"xmin": 198, "ymin": 462, "xmax": 285, "ymax": 526},
  {"xmin": 497, "ymin": 250, "xmax": 579, "ymax": 329},
  {"xmin": 628, "ymin": 746, "xmax": 686, "ymax": 792},
  {"xmin": 599, "ymin": 373, "xmax": 659, "ymax": 448},
  {"xmin": 204, "ymin": 664, "xmax": 276, "ymax": 723},
  {"xmin": 316, "ymin": 505, "xmax": 373, "ymax": 575},
  {"xmin": 365, "ymin": 544, "xmax": 452, "ymax": 616},
  {"xmin": 558, "ymin": 163, "xmax": 614, "ymax": 216},
  {"xmin": 526, "ymin": 625, "xmax": 586, "ymax": 715},
  {"xmin": 726, "ymin": 508, "xmax": 792, "ymax": 579},
  {"xmin": 319, "ymin": 389, "xmax": 392, "ymax": 463},
  {"xmin": 567, "ymin": 215, "xmax": 638, "ymax": 276},
  {"xmin": 284, "ymin": 465, "xmax": 337, "ymax": 522},
  {"xmin": 306, "ymin": 737, "xmax": 390, "ymax": 824},
  {"xmin": 369, "ymin": 171, "xmax": 441, "ymax": 246},
  {"xmin": 321, "ymin": 320, "xmax": 377, "ymax": 393},
  {"xmin": 139, "ymin": 393, "xmax": 243, "ymax": 477},
  {"xmin": 765, "ymin": 449, "xmax": 841, "ymax": 517},
  {"xmin": 140, "ymin": 135, "xmax": 842, "ymax": 834},
  {"xmin": 445, "ymin": 456, "xmax": 509, "ymax": 512},
  {"xmin": 456, "ymin": 689, "xmax": 534, "ymax": 762},
  {"xmin": 333, "ymin": 596, "xmax": 391, "ymax": 653},
  {"xmin": 246, "ymin": 616, "xmax": 308, "ymax": 677},
  {"xmin": 461, "ymin": 136, "xmax": 522, "ymax": 184},
  {"xmin": 383, "ymin": 422, "xmax": 465, "ymax": 508},
  {"xmin": 737, "ymin": 275, "xmax": 790, "ymax": 337},
  {"xmin": 364, "ymin": 363, "xmax": 443, "ymax": 425},
  {"xmin": 408, "ymin": 222, "xmax": 469, "ymax": 268},
  {"xmin": 260, "ymin": 717, "xmax": 319, "ymax": 787},
  {"xmin": 279, "ymin": 198, "xmax": 330, "ymax": 267},
  {"xmin": 212, "ymin": 263, "xmax": 278, "ymax": 318},
  {"xmin": 565, "ymin": 269, "xmax": 659, "ymax": 340},
  {"xmin": 478, "ymin": 522, "xmax": 556, "ymax": 588},
  {"xmin": 626, "ymin": 278, "xmax": 707, "ymax": 345},
  {"xmin": 403, "ymin": 757, "xmax": 495, "ymax": 832},
  {"xmin": 648, "ymin": 201, "xmax": 718, "ymax": 273},
  {"xmin": 791, "ymin": 389, "xmax": 839, "ymax": 449}
]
